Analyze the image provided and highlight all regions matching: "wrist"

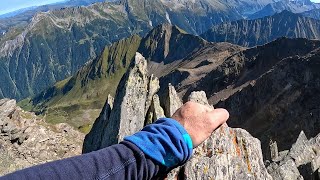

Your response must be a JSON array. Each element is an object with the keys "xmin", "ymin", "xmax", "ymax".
[{"xmin": 124, "ymin": 118, "xmax": 193, "ymax": 168}]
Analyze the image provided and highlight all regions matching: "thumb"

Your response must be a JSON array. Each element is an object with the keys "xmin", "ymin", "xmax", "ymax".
[{"xmin": 205, "ymin": 108, "xmax": 229, "ymax": 132}]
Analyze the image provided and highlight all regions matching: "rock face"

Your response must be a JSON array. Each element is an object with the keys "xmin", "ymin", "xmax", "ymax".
[
  {"xmin": 201, "ymin": 11, "xmax": 320, "ymax": 47},
  {"xmin": 99, "ymin": 53, "xmax": 152, "ymax": 147},
  {"xmin": 83, "ymin": 53, "xmax": 272, "ymax": 179},
  {"xmin": 267, "ymin": 131, "xmax": 320, "ymax": 179},
  {"xmin": 0, "ymin": 99, "xmax": 84, "ymax": 176},
  {"xmin": 83, "ymin": 53, "xmax": 161, "ymax": 151},
  {"xmin": 82, "ymin": 95, "xmax": 114, "ymax": 153}
]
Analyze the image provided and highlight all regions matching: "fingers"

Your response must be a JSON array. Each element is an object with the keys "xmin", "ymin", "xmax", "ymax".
[{"xmin": 206, "ymin": 108, "xmax": 229, "ymax": 131}]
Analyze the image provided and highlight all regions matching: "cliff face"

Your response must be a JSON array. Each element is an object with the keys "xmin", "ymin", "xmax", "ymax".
[
  {"xmin": 83, "ymin": 52, "xmax": 320, "ymax": 179},
  {"xmin": 0, "ymin": 99, "xmax": 84, "ymax": 175},
  {"xmin": 201, "ymin": 11, "xmax": 320, "ymax": 47}
]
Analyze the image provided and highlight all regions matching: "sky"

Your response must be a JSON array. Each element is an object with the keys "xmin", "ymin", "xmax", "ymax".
[{"xmin": 0, "ymin": 0, "xmax": 66, "ymax": 15}]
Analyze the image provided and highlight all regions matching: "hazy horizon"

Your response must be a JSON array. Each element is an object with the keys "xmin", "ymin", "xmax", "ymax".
[
  {"xmin": 0, "ymin": 0, "xmax": 66, "ymax": 15},
  {"xmin": 0, "ymin": 0, "xmax": 320, "ymax": 16}
]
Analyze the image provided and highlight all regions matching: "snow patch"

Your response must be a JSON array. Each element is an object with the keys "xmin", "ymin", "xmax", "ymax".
[{"xmin": 166, "ymin": 12, "xmax": 172, "ymax": 24}]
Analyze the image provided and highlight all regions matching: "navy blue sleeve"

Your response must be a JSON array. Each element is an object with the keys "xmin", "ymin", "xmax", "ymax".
[
  {"xmin": 1, "ymin": 118, "xmax": 193, "ymax": 180},
  {"xmin": 125, "ymin": 118, "xmax": 193, "ymax": 167}
]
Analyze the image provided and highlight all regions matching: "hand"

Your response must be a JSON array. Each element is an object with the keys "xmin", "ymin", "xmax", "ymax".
[{"xmin": 171, "ymin": 102, "xmax": 229, "ymax": 148}]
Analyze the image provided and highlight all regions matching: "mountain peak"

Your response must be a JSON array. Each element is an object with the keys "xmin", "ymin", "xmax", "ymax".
[{"xmin": 138, "ymin": 23, "xmax": 207, "ymax": 65}]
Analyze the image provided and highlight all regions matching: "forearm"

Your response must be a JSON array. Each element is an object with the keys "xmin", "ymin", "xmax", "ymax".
[
  {"xmin": 2, "ymin": 118, "xmax": 192, "ymax": 180},
  {"xmin": 2, "ymin": 141, "xmax": 165, "ymax": 180}
]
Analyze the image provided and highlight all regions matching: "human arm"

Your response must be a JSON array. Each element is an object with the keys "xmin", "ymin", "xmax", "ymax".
[{"xmin": 1, "ymin": 102, "xmax": 229, "ymax": 180}]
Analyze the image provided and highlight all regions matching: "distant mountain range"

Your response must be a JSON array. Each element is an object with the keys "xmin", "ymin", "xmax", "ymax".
[
  {"xmin": 201, "ymin": 10, "xmax": 320, "ymax": 47},
  {"xmin": 0, "ymin": 0, "xmax": 251, "ymax": 101},
  {"xmin": 0, "ymin": 6, "xmax": 38, "ymax": 19},
  {"xmin": 248, "ymin": 0, "xmax": 320, "ymax": 19},
  {"xmin": 302, "ymin": 8, "xmax": 320, "ymax": 20},
  {"xmin": 2, "ymin": 0, "xmax": 320, "ymax": 102},
  {"xmin": 0, "ymin": 0, "xmax": 112, "ymax": 19}
]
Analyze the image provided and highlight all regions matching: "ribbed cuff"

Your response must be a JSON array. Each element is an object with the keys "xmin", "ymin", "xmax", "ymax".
[{"xmin": 124, "ymin": 118, "xmax": 193, "ymax": 168}]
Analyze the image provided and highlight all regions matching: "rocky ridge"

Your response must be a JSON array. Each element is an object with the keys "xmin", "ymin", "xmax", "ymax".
[
  {"xmin": 83, "ymin": 52, "xmax": 320, "ymax": 179},
  {"xmin": 267, "ymin": 131, "xmax": 320, "ymax": 179},
  {"xmin": 0, "ymin": 99, "xmax": 84, "ymax": 176},
  {"xmin": 201, "ymin": 10, "xmax": 320, "ymax": 47}
]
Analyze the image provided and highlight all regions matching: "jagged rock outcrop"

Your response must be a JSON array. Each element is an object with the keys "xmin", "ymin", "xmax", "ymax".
[
  {"xmin": 0, "ymin": 99, "xmax": 84, "ymax": 176},
  {"xmin": 267, "ymin": 131, "xmax": 320, "ymax": 179},
  {"xmin": 201, "ymin": 11, "xmax": 320, "ymax": 47},
  {"xmin": 83, "ymin": 53, "xmax": 273, "ymax": 179},
  {"xmin": 164, "ymin": 84, "xmax": 183, "ymax": 117}
]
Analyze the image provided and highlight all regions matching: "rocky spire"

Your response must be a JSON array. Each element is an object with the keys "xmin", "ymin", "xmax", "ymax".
[{"xmin": 83, "ymin": 52, "xmax": 161, "ymax": 149}]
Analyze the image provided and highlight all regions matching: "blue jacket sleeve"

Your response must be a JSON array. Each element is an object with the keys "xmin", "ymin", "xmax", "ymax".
[{"xmin": 1, "ymin": 118, "xmax": 193, "ymax": 180}]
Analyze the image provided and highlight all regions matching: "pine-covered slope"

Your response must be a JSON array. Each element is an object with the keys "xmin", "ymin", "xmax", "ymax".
[{"xmin": 201, "ymin": 11, "xmax": 320, "ymax": 47}]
